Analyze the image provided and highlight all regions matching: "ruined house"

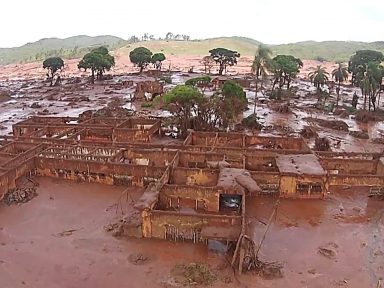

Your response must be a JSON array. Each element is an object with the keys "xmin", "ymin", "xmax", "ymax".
[{"xmin": 0, "ymin": 117, "xmax": 383, "ymax": 244}]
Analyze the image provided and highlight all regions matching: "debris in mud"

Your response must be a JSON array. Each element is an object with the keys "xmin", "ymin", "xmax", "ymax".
[
  {"xmin": 56, "ymin": 229, "xmax": 79, "ymax": 237},
  {"xmin": 349, "ymin": 130, "xmax": 369, "ymax": 139},
  {"xmin": 104, "ymin": 222, "xmax": 124, "ymax": 236},
  {"xmin": 273, "ymin": 103, "xmax": 291, "ymax": 113},
  {"xmin": 253, "ymin": 259, "xmax": 284, "ymax": 279},
  {"xmin": 368, "ymin": 187, "xmax": 384, "ymax": 200},
  {"xmin": 79, "ymin": 107, "xmax": 134, "ymax": 119},
  {"xmin": 3, "ymin": 187, "xmax": 37, "ymax": 205},
  {"xmin": 30, "ymin": 102, "xmax": 42, "ymax": 109},
  {"xmin": 171, "ymin": 262, "xmax": 217, "ymax": 286},
  {"xmin": 318, "ymin": 247, "xmax": 336, "ymax": 259},
  {"xmin": 372, "ymin": 138, "xmax": 384, "ymax": 145},
  {"xmin": 305, "ymin": 117, "xmax": 349, "ymax": 131},
  {"xmin": 314, "ymin": 137, "xmax": 330, "ymax": 151},
  {"xmin": 355, "ymin": 110, "xmax": 376, "ymax": 123},
  {"xmin": 128, "ymin": 253, "xmax": 151, "ymax": 265},
  {"xmin": 241, "ymin": 114, "xmax": 263, "ymax": 130},
  {"xmin": 300, "ymin": 126, "xmax": 318, "ymax": 138}
]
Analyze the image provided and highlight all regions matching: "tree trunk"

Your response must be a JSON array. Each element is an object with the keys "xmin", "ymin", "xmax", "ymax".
[
  {"xmin": 49, "ymin": 69, "xmax": 54, "ymax": 86},
  {"xmin": 218, "ymin": 64, "xmax": 224, "ymax": 75},
  {"xmin": 253, "ymin": 75, "xmax": 258, "ymax": 115},
  {"xmin": 91, "ymin": 69, "xmax": 95, "ymax": 84},
  {"xmin": 140, "ymin": 65, "xmax": 144, "ymax": 74},
  {"xmin": 363, "ymin": 94, "xmax": 367, "ymax": 110},
  {"xmin": 336, "ymin": 82, "xmax": 340, "ymax": 108}
]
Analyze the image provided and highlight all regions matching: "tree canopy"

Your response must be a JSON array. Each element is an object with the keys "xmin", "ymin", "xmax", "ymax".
[
  {"xmin": 129, "ymin": 47, "xmax": 153, "ymax": 72},
  {"xmin": 348, "ymin": 50, "xmax": 384, "ymax": 86},
  {"xmin": 164, "ymin": 85, "xmax": 204, "ymax": 136},
  {"xmin": 78, "ymin": 47, "xmax": 115, "ymax": 83},
  {"xmin": 332, "ymin": 63, "xmax": 349, "ymax": 107},
  {"xmin": 270, "ymin": 55, "xmax": 303, "ymax": 90},
  {"xmin": 358, "ymin": 62, "xmax": 383, "ymax": 111},
  {"xmin": 43, "ymin": 57, "xmax": 64, "ymax": 86},
  {"xmin": 309, "ymin": 65, "xmax": 330, "ymax": 92},
  {"xmin": 151, "ymin": 53, "xmax": 166, "ymax": 70},
  {"xmin": 209, "ymin": 48, "xmax": 240, "ymax": 75}
]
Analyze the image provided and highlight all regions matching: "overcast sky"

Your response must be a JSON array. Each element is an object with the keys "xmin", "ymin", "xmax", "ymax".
[{"xmin": 1, "ymin": 0, "xmax": 383, "ymax": 48}]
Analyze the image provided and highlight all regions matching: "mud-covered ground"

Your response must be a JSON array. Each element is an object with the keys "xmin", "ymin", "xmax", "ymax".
[
  {"xmin": 0, "ymin": 60, "xmax": 383, "ymax": 287},
  {"xmin": 0, "ymin": 178, "xmax": 382, "ymax": 288},
  {"xmin": 0, "ymin": 63, "xmax": 383, "ymax": 152}
]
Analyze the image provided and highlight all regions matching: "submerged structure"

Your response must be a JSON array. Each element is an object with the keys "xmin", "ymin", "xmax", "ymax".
[{"xmin": 0, "ymin": 116, "xmax": 383, "ymax": 244}]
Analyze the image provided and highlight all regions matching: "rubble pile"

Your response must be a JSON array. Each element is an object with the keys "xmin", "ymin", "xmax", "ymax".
[{"xmin": 3, "ymin": 187, "xmax": 37, "ymax": 205}]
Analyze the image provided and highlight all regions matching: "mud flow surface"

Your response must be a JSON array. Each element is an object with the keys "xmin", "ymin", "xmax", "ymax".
[{"xmin": 0, "ymin": 178, "xmax": 383, "ymax": 288}]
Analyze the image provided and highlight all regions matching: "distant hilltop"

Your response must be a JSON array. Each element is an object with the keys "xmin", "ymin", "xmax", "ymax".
[{"xmin": 1, "ymin": 35, "xmax": 384, "ymax": 65}]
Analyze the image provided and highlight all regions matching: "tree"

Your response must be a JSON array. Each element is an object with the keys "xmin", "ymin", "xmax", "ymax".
[
  {"xmin": 165, "ymin": 32, "xmax": 174, "ymax": 40},
  {"xmin": 185, "ymin": 76, "xmax": 212, "ymax": 92},
  {"xmin": 43, "ymin": 57, "xmax": 64, "ymax": 86},
  {"xmin": 357, "ymin": 62, "xmax": 383, "ymax": 111},
  {"xmin": 348, "ymin": 50, "xmax": 384, "ymax": 86},
  {"xmin": 209, "ymin": 48, "xmax": 240, "ymax": 75},
  {"xmin": 164, "ymin": 85, "xmax": 204, "ymax": 136},
  {"xmin": 270, "ymin": 55, "xmax": 303, "ymax": 102},
  {"xmin": 78, "ymin": 47, "xmax": 115, "ymax": 84},
  {"xmin": 151, "ymin": 53, "xmax": 166, "ymax": 70},
  {"xmin": 251, "ymin": 44, "xmax": 272, "ymax": 114},
  {"xmin": 309, "ymin": 65, "xmax": 329, "ymax": 92},
  {"xmin": 129, "ymin": 47, "xmax": 153, "ymax": 73},
  {"xmin": 332, "ymin": 63, "xmax": 349, "ymax": 108},
  {"xmin": 221, "ymin": 80, "xmax": 247, "ymax": 127},
  {"xmin": 201, "ymin": 56, "xmax": 215, "ymax": 74}
]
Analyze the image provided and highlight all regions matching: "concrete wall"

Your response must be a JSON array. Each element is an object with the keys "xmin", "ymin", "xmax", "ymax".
[
  {"xmin": 170, "ymin": 168, "xmax": 219, "ymax": 186},
  {"xmin": 159, "ymin": 185, "xmax": 220, "ymax": 212},
  {"xmin": 320, "ymin": 158, "xmax": 378, "ymax": 175}
]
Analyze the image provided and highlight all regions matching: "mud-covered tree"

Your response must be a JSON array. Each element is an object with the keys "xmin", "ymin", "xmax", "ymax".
[
  {"xmin": 209, "ymin": 48, "xmax": 240, "ymax": 75},
  {"xmin": 129, "ymin": 47, "xmax": 153, "ymax": 73},
  {"xmin": 185, "ymin": 76, "xmax": 212, "ymax": 92},
  {"xmin": 78, "ymin": 47, "xmax": 115, "ymax": 84},
  {"xmin": 201, "ymin": 56, "xmax": 215, "ymax": 74},
  {"xmin": 43, "ymin": 57, "xmax": 64, "ymax": 86},
  {"xmin": 151, "ymin": 53, "xmax": 166, "ymax": 70},
  {"xmin": 348, "ymin": 50, "xmax": 384, "ymax": 86},
  {"xmin": 251, "ymin": 44, "xmax": 272, "ymax": 114},
  {"xmin": 332, "ymin": 63, "xmax": 349, "ymax": 108},
  {"xmin": 358, "ymin": 62, "xmax": 383, "ymax": 111},
  {"xmin": 270, "ymin": 55, "xmax": 303, "ymax": 102},
  {"xmin": 164, "ymin": 85, "xmax": 204, "ymax": 137},
  {"xmin": 309, "ymin": 66, "xmax": 329, "ymax": 93},
  {"xmin": 220, "ymin": 80, "xmax": 247, "ymax": 127}
]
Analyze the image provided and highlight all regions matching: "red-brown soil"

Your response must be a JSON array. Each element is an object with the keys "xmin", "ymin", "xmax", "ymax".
[{"xmin": 1, "ymin": 178, "xmax": 383, "ymax": 288}]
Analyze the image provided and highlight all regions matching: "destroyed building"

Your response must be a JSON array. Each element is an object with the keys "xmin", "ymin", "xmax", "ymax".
[{"xmin": 0, "ymin": 116, "xmax": 383, "ymax": 244}]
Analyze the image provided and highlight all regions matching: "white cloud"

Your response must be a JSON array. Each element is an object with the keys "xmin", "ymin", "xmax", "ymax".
[{"xmin": 0, "ymin": 0, "xmax": 383, "ymax": 47}]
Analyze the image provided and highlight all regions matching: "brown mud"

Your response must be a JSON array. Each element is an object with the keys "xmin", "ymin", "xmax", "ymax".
[{"xmin": 0, "ymin": 178, "xmax": 383, "ymax": 288}]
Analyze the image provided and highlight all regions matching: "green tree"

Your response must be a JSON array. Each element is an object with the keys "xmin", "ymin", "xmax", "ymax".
[
  {"xmin": 164, "ymin": 85, "xmax": 204, "ymax": 136},
  {"xmin": 221, "ymin": 80, "xmax": 248, "ymax": 127},
  {"xmin": 331, "ymin": 63, "xmax": 349, "ymax": 108},
  {"xmin": 348, "ymin": 50, "xmax": 384, "ymax": 86},
  {"xmin": 185, "ymin": 76, "xmax": 212, "ymax": 92},
  {"xmin": 78, "ymin": 47, "xmax": 115, "ymax": 84},
  {"xmin": 270, "ymin": 55, "xmax": 303, "ymax": 102},
  {"xmin": 151, "ymin": 53, "xmax": 166, "ymax": 70},
  {"xmin": 43, "ymin": 57, "xmax": 64, "ymax": 86},
  {"xmin": 357, "ymin": 62, "xmax": 383, "ymax": 111},
  {"xmin": 309, "ymin": 65, "xmax": 330, "ymax": 93},
  {"xmin": 129, "ymin": 47, "xmax": 153, "ymax": 73},
  {"xmin": 209, "ymin": 48, "xmax": 240, "ymax": 75},
  {"xmin": 251, "ymin": 44, "xmax": 272, "ymax": 114}
]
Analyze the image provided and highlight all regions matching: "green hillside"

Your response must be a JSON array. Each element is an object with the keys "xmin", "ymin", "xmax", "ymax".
[
  {"xmin": 117, "ymin": 36, "xmax": 260, "ymax": 57},
  {"xmin": 0, "ymin": 35, "xmax": 127, "ymax": 65},
  {"xmin": 272, "ymin": 41, "xmax": 384, "ymax": 62},
  {"xmin": 1, "ymin": 35, "xmax": 384, "ymax": 65}
]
